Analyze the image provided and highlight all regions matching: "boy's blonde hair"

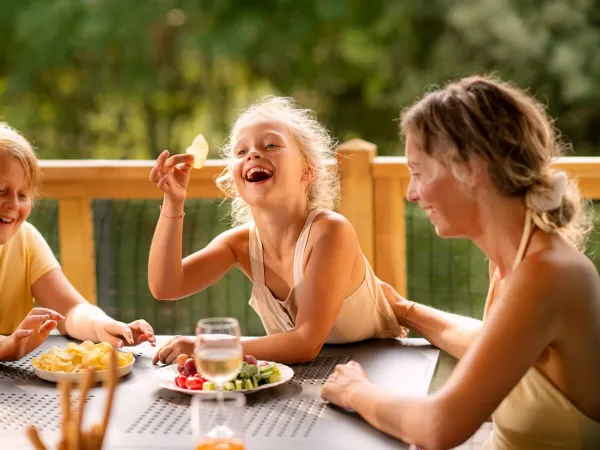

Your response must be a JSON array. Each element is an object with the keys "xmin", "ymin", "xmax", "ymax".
[
  {"xmin": 216, "ymin": 96, "xmax": 340, "ymax": 226},
  {"xmin": 0, "ymin": 122, "xmax": 40, "ymax": 197}
]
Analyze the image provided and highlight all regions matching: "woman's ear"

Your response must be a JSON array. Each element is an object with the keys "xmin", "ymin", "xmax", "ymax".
[{"xmin": 465, "ymin": 156, "xmax": 487, "ymax": 189}]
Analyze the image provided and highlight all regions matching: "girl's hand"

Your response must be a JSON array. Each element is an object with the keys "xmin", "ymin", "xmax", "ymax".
[
  {"xmin": 152, "ymin": 335, "xmax": 194, "ymax": 365},
  {"xmin": 0, "ymin": 308, "xmax": 64, "ymax": 361},
  {"xmin": 92, "ymin": 318, "xmax": 156, "ymax": 348},
  {"xmin": 148, "ymin": 150, "xmax": 194, "ymax": 203},
  {"xmin": 321, "ymin": 361, "xmax": 371, "ymax": 410}
]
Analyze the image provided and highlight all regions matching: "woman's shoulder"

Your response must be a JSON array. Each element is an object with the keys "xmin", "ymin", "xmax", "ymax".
[
  {"xmin": 517, "ymin": 243, "xmax": 599, "ymax": 308},
  {"xmin": 523, "ymin": 242, "xmax": 597, "ymax": 280}
]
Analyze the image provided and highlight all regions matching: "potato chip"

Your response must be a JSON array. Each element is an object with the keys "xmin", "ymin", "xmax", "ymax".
[
  {"xmin": 186, "ymin": 134, "xmax": 209, "ymax": 169},
  {"xmin": 32, "ymin": 342, "xmax": 134, "ymax": 373}
]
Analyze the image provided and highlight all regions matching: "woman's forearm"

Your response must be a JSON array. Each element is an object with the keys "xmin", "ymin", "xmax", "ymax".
[
  {"xmin": 350, "ymin": 383, "xmax": 442, "ymax": 449},
  {"xmin": 148, "ymin": 197, "xmax": 186, "ymax": 299},
  {"xmin": 396, "ymin": 302, "xmax": 482, "ymax": 359}
]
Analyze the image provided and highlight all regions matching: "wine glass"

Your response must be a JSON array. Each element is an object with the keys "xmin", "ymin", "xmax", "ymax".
[
  {"xmin": 194, "ymin": 317, "xmax": 244, "ymax": 442},
  {"xmin": 194, "ymin": 317, "xmax": 243, "ymax": 389},
  {"xmin": 191, "ymin": 392, "xmax": 246, "ymax": 450}
]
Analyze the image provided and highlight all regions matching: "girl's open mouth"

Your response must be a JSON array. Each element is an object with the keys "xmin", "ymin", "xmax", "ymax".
[{"xmin": 245, "ymin": 167, "xmax": 273, "ymax": 183}]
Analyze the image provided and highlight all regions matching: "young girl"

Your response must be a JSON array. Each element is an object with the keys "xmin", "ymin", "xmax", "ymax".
[
  {"xmin": 321, "ymin": 76, "xmax": 600, "ymax": 449},
  {"xmin": 0, "ymin": 123, "xmax": 156, "ymax": 362},
  {"xmin": 149, "ymin": 96, "xmax": 405, "ymax": 365}
]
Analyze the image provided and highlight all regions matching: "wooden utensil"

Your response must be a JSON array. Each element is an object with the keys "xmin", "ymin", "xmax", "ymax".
[{"xmin": 26, "ymin": 350, "xmax": 119, "ymax": 450}]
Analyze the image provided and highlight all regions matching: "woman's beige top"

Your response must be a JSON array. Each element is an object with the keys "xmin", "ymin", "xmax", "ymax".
[
  {"xmin": 481, "ymin": 209, "xmax": 600, "ymax": 449},
  {"xmin": 248, "ymin": 209, "xmax": 405, "ymax": 344}
]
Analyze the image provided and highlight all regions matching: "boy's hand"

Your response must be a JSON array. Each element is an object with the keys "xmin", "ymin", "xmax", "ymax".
[
  {"xmin": 149, "ymin": 150, "xmax": 194, "ymax": 204},
  {"xmin": 152, "ymin": 335, "xmax": 194, "ymax": 365},
  {"xmin": 0, "ymin": 308, "xmax": 64, "ymax": 361},
  {"xmin": 92, "ymin": 318, "xmax": 156, "ymax": 348}
]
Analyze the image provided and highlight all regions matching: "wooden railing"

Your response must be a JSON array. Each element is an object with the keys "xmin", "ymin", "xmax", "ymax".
[{"xmin": 39, "ymin": 140, "xmax": 600, "ymax": 304}]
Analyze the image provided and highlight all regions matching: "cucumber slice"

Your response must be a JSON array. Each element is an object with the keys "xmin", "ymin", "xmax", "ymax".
[
  {"xmin": 223, "ymin": 381, "xmax": 235, "ymax": 391},
  {"xmin": 244, "ymin": 379, "xmax": 253, "ymax": 390},
  {"xmin": 242, "ymin": 364, "xmax": 258, "ymax": 378},
  {"xmin": 268, "ymin": 372, "xmax": 282, "ymax": 384},
  {"xmin": 235, "ymin": 380, "xmax": 244, "ymax": 391},
  {"xmin": 202, "ymin": 381, "xmax": 215, "ymax": 391}
]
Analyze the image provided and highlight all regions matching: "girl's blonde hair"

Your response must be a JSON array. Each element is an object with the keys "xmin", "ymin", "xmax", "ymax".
[
  {"xmin": 0, "ymin": 122, "xmax": 40, "ymax": 197},
  {"xmin": 400, "ymin": 75, "xmax": 593, "ymax": 251},
  {"xmin": 216, "ymin": 96, "xmax": 340, "ymax": 226}
]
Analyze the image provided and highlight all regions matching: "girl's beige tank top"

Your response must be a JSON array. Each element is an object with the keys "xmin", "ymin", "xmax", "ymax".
[{"xmin": 248, "ymin": 209, "xmax": 405, "ymax": 344}]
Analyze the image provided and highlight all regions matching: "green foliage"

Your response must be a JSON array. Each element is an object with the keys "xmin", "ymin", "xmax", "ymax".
[
  {"xmin": 2, "ymin": 0, "xmax": 600, "ymax": 159},
  {"xmin": 5, "ymin": 1, "xmax": 600, "ymax": 332}
]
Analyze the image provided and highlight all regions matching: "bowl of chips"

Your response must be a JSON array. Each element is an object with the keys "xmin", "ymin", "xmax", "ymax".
[{"xmin": 32, "ymin": 341, "xmax": 135, "ymax": 383}]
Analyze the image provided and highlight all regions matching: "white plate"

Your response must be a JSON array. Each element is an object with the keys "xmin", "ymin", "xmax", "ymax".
[
  {"xmin": 152, "ymin": 363, "xmax": 294, "ymax": 395},
  {"xmin": 32, "ymin": 358, "xmax": 135, "ymax": 383}
]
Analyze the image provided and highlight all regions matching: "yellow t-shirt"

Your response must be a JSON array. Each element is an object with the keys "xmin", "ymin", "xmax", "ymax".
[{"xmin": 0, "ymin": 222, "xmax": 60, "ymax": 335}]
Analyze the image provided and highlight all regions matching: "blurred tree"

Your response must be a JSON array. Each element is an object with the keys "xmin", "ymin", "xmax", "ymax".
[{"xmin": 1, "ymin": 0, "xmax": 599, "ymax": 158}]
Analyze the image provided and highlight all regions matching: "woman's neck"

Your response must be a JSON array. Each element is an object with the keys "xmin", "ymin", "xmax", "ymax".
[{"xmin": 471, "ymin": 196, "xmax": 529, "ymax": 280}]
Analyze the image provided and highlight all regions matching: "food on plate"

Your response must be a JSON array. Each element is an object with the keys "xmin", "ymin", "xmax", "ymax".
[
  {"xmin": 174, "ymin": 356, "xmax": 281, "ymax": 391},
  {"xmin": 186, "ymin": 134, "xmax": 210, "ymax": 169},
  {"xmin": 32, "ymin": 341, "xmax": 134, "ymax": 373}
]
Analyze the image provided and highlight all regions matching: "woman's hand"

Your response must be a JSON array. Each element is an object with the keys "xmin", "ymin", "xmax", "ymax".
[
  {"xmin": 321, "ymin": 361, "xmax": 372, "ymax": 410},
  {"xmin": 92, "ymin": 318, "xmax": 156, "ymax": 348},
  {"xmin": 0, "ymin": 308, "xmax": 64, "ymax": 361},
  {"xmin": 152, "ymin": 335, "xmax": 194, "ymax": 365},
  {"xmin": 149, "ymin": 150, "xmax": 194, "ymax": 204},
  {"xmin": 379, "ymin": 280, "xmax": 413, "ymax": 325}
]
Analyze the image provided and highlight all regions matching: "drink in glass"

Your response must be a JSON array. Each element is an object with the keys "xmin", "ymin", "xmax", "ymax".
[{"xmin": 191, "ymin": 391, "xmax": 246, "ymax": 450}]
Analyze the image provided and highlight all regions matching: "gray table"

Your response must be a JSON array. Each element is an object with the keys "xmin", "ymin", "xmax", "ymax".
[{"xmin": 0, "ymin": 336, "xmax": 439, "ymax": 449}]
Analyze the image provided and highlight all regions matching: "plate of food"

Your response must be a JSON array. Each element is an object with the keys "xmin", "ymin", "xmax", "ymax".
[
  {"xmin": 152, "ymin": 354, "xmax": 294, "ymax": 394},
  {"xmin": 32, "ymin": 341, "xmax": 135, "ymax": 383}
]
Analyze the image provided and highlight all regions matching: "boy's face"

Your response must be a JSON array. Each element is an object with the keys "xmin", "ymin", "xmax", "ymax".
[{"xmin": 0, "ymin": 153, "xmax": 33, "ymax": 244}]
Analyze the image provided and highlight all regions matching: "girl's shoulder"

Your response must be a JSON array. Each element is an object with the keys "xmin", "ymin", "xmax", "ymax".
[
  {"xmin": 310, "ymin": 210, "xmax": 358, "ymax": 243},
  {"xmin": 215, "ymin": 223, "xmax": 252, "ymax": 254},
  {"xmin": 312, "ymin": 209, "xmax": 352, "ymax": 226}
]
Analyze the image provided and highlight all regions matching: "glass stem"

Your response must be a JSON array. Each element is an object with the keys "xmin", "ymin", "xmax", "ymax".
[{"xmin": 216, "ymin": 383, "xmax": 225, "ymax": 410}]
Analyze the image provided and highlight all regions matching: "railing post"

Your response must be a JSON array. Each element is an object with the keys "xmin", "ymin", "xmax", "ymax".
[
  {"xmin": 336, "ymin": 139, "xmax": 376, "ymax": 265},
  {"xmin": 58, "ymin": 197, "xmax": 97, "ymax": 304},
  {"xmin": 374, "ymin": 177, "xmax": 407, "ymax": 297}
]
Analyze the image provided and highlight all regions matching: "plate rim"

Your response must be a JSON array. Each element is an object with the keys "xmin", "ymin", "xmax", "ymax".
[{"xmin": 152, "ymin": 361, "xmax": 294, "ymax": 395}]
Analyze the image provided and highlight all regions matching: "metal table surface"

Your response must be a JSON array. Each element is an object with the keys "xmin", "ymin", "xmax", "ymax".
[{"xmin": 0, "ymin": 336, "xmax": 439, "ymax": 450}]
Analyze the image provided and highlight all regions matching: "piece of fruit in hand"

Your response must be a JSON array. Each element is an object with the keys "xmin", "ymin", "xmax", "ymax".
[{"xmin": 186, "ymin": 134, "xmax": 209, "ymax": 169}]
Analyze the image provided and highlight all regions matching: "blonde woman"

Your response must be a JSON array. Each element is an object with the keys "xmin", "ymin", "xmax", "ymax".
[
  {"xmin": 321, "ymin": 76, "xmax": 600, "ymax": 449},
  {"xmin": 149, "ymin": 96, "xmax": 405, "ymax": 365}
]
